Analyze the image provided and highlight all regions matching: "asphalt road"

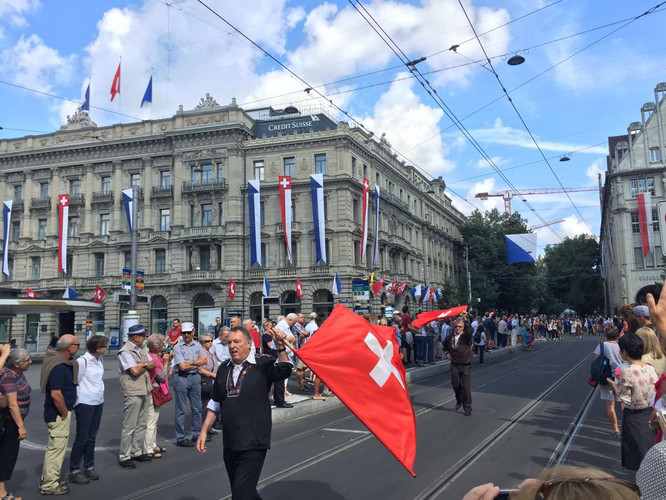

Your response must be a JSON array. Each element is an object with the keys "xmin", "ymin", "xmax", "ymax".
[{"xmin": 9, "ymin": 336, "xmax": 619, "ymax": 499}]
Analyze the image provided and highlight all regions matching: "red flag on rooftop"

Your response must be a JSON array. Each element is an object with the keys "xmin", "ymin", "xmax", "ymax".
[
  {"xmin": 411, "ymin": 305, "xmax": 468, "ymax": 329},
  {"xmin": 295, "ymin": 304, "xmax": 416, "ymax": 476},
  {"xmin": 110, "ymin": 62, "xmax": 121, "ymax": 102},
  {"xmin": 26, "ymin": 288, "xmax": 37, "ymax": 298}
]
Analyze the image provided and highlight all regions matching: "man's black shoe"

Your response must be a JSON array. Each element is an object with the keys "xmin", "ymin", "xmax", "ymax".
[
  {"xmin": 455, "ymin": 402, "xmax": 461, "ymax": 410},
  {"xmin": 118, "ymin": 460, "xmax": 136, "ymax": 469},
  {"xmin": 277, "ymin": 403, "xmax": 294, "ymax": 408},
  {"xmin": 212, "ymin": 422, "xmax": 223, "ymax": 430},
  {"xmin": 176, "ymin": 439, "xmax": 195, "ymax": 448},
  {"xmin": 132, "ymin": 454, "xmax": 152, "ymax": 462},
  {"xmin": 464, "ymin": 410, "xmax": 472, "ymax": 416}
]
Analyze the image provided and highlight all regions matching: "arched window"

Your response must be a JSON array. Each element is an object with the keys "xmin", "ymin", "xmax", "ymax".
[
  {"xmin": 312, "ymin": 289, "xmax": 334, "ymax": 319},
  {"xmin": 280, "ymin": 290, "xmax": 301, "ymax": 316},
  {"xmin": 150, "ymin": 295, "xmax": 168, "ymax": 335},
  {"xmin": 249, "ymin": 292, "xmax": 264, "ymax": 325}
]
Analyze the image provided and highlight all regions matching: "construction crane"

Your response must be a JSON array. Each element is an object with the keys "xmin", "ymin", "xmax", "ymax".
[
  {"xmin": 475, "ymin": 187, "xmax": 599, "ymax": 214},
  {"xmin": 529, "ymin": 219, "xmax": 564, "ymax": 231}
]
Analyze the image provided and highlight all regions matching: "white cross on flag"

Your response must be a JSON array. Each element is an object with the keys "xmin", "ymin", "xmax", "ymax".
[
  {"xmin": 93, "ymin": 285, "xmax": 105, "ymax": 304},
  {"xmin": 228, "ymin": 278, "xmax": 236, "ymax": 301},
  {"xmin": 295, "ymin": 304, "xmax": 416, "ymax": 476},
  {"xmin": 26, "ymin": 287, "xmax": 37, "ymax": 298},
  {"xmin": 295, "ymin": 277, "xmax": 303, "ymax": 299}
]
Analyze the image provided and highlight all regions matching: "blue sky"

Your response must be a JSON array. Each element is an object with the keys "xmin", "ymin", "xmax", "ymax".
[{"xmin": 2, "ymin": 0, "xmax": 666, "ymax": 251}]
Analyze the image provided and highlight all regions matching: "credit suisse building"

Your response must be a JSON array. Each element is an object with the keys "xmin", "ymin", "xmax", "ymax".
[{"xmin": 0, "ymin": 95, "xmax": 464, "ymax": 344}]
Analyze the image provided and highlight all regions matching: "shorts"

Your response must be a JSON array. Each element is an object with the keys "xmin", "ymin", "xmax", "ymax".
[
  {"xmin": 296, "ymin": 357, "xmax": 308, "ymax": 370},
  {"xmin": 599, "ymin": 384, "xmax": 619, "ymax": 401}
]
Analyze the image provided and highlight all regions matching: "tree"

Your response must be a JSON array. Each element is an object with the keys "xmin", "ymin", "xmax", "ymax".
[{"xmin": 542, "ymin": 234, "xmax": 602, "ymax": 316}]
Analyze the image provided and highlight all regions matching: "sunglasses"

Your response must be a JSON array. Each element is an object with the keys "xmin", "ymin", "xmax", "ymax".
[
  {"xmin": 535, "ymin": 477, "xmax": 639, "ymax": 499},
  {"xmin": 202, "ymin": 340, "xmax": 213, "ymax": 343}
]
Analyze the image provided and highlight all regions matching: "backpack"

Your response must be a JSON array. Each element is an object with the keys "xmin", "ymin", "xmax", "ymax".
[
  {"xmin": 474, "ymin": 330, "xmax": 482, "ymax": 344},
  {"xmin": 590, "ymin": 341, "xmax": 612, "ymax": 385}
]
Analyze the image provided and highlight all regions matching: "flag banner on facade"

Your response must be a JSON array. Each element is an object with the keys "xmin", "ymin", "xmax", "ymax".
[
  {"xmin": 395, "ymin": 281, "xmax": 408, "ymax": 296},
  {"xmin": 82, "ymin": 83, "xmax": 90, "ymax": 111},
  {"xmin": 310, "ymin": 174, "xmax": 327, "ymax": 264},
  {"xmin": 248, "ymin": 180, "xmax": 262, "ymax": 266},
  {"xmin": 434, "ymin": 288, "xmax": 443, "ymax": 301},
  {"xmin": 26, "ymin": 288, "xmax": 36, "ymax": 298},
  {"xmin": 410, "ymin": 284, "xmax": 422, "ymax": 299},
  {"xmin": 386, "ymin": 279, "xmax": 398, "ymax": 294},
  {"xmin": 122, "ymin": 267, "xmax": 131, "ymax": 290},
  {"xmin": 228, "ymin": 278, "xmax": 236, "ymax": 300},
  {"xmin": 278, "ymin": 176, "xmax": 293, "ymax": 264},
  {"xmin": 412, "ymin": 305, "xmax": 469, "ymax": 328},
  {"xmin": 423, "ymin": 286, "xmax": 433, "ymax": 302},
  {"xmin": 296, "ymin": 278, "xmax": 303, "ymax": 299},
  {"xmin": 63, "ymin": 286, "xmax": 79, "ymax": 299},
  {"xmin": 110, "ymin": 62, "xmax": 121, "ymax": 101},
  {"xmin": 295, "ymin": 304, "xmax": 416, "ymax": 476},
  {"xmin": 2, "ymin": 200, "xmax": 12, "ymax": 276},
  {"xmin": 263, "ymin": 277, "xmax": 270, "ymax": 297},
  {"xmin": 93, "ymin": 285, "xmax": 105, "ymax": 303},
  {"xmin": 136, "ymin": 269, "xmax": 145, "ymax": 293},
  {"xmin": 57, "ymin": 194, "xmax": 69, "ymax": 274},
  {"xmin": 332, "ymin": 273, "xmax": 342, "ymax": 295},
  {"xmin": 373, "ymin": 185, "xmax": 380, "ymax": 265},
  {"xmin": 505, "ymin": 233, "xmax": 537, "ymax": 264},
  {"xmin": 122, "ymin": 189, "xmax": 134, "ymax": 231},
  {"xmin": 141, "ymin": 76, "xmax": 152, "ymax": 107},
  {"xmin": 637, "ymin": 192, "xmax": 654, "ymax": 257},
  {"xmin": 371, "ymin": 277, "xmax": 385, "ymax": 295},
  {"xmin": 360, "ymin": 177, "xmax": 369, "ymax": 264}
]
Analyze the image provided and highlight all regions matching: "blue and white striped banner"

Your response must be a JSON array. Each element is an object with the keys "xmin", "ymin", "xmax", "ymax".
[
  {"xmin": 373, "ymin": 185, "xmax": 379, "ymax": 265},
  {"xmin": 2, "ymin": 200, "xmax": 12, "ymax": 276},
  {"xmin": 122, "ymin": 188, "xmax": 134, "ymax": 231},
  {"xmin": 248, "ymin": 180, "xmax": 262, "ymax": 266},
  {"xmin": 310, "ymin": 174, "xmax": 327, "ymax": 264}
]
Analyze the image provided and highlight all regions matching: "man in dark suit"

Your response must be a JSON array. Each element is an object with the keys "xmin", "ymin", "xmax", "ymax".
[
  {"xmin": 443, "ymin": 317, "xmax": 474, "ymax": 416},
  {"xmin": 197, "ymin": 325, "xmax": 292, "ymax": 499}
]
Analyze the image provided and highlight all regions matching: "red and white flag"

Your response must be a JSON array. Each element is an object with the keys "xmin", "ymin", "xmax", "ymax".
[
  {"xmin": 26, "ymin": 288, "xmax": 37, "ymax": 298},
  {"xmin": 93, "ymin": 285, "xmax": 105, "ymax": 304},
  {"xmin": 637, "ymin": 192, "xmax": 654, "ymax": 257},
  {"xmin": 110, "ymin": 62, "xmax": 121, "ymax": 101},
  {"xmin": 395, "ymin": 281, "xmax": 408, "ymax": 296},
  {"xmin": 278, "ymin": 176, "xmax": 293, "ymax": 264},
  {"xmin": 371, "ymin": 277, "xmax": 385, "ymax": 295},
  {"xmin": 295, "ymin": 304, "xmax": 416, "ymax": 476},
  {"xmin": 360, "ymin": 177, "xmax": 369, "ymax": 264},
  {"xmin": 412, "ymin": 305, "xmax": 468, "ymax": 328},
  {"xmin": 386, "ymin": 279, "xmax": 398, "ymax": 294},
  {"xmin": 57, "ymin": 194, "xmax": 69, "ymax": 274},
  {"xmin": 295, "ymin": 278, "xmax": 303, "ymax": 299},
  {"xmin": 228, "ymin": 278, "xmax": 236, "ymax": 300}
]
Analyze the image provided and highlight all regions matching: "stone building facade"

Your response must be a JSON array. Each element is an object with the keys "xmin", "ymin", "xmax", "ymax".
[
  {"xmin": 0, "ymin": 95, "xmax": 464, "ymax": 346},
  {"xmin": 600, "ymin": 83, "xmax": 666, "ymax": 314}
]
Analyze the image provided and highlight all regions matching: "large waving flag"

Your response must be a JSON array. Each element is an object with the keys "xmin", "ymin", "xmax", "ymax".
[
  {"xmin": 412, "ymin": 305, "xmax": 469, "ymax": 329},
  {"xmin": 141, "ymin": 76, "xmax": 152, "ymax": 107},
  {"xmin": 295, "ymin": 304, "xmax": 416, "ymax": 476},
  {"xmin": 505, "ymin": 233, "xmax": 537, "ymax": 264},
  {"xmin": 332, "ymin": 273, "xmax": 342, "ymax": 296},
  {"xmin": 310, "ymin": 174, "xmax": 327, "ymax": 264},
  {"xmin": 263, "ymin": 277, "xmax": 270, "ymax": 297},
  {"xmin": 248, "ymin": 180, "xmax": 262, "ymax": 266},
  {"xmin": 373, "ymin": 185, "xmax": 379, "ymax": 265},
  {"xmin": 637, "ymin": 192, "xmax": 654, "ymax": 257},
  {"xmin": 360, "ymin": 178, "xmax": 369, "ymax": 264},
  {"xmin": 110, "ymin": 62, "xmax": 121, "ymax": 101},
  {"xmin": 2, "ymin": 200, "xmax": 12, "ymax": 276},
  {"xmin": 57, "ymin": 194, "xmax": 69, "ymax": 274},
  {"xmin": 122, "ymin": 189, "xmax": 134, "ymax": 231},
  {"xmin": 278, "ymin": 176, "xmax": 293, "ymax": 264},
  {"xmin": 81, "ymin": 83, "xmax": 90, "ymax": 111}
]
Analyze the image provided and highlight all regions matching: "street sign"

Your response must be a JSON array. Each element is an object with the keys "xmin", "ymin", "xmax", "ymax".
[
  {"xmin": 352, "ymin": 278, "xmax": 370, "ymax": 302},
  {"xmin": 113, "ymin": 292, "xmax": 150, "ymax": 304},
  {"xmin": 136, "ymin": 269, "xmax": 145, "ymax": 293},
  {"xmin": 122, "ymin": 268, "xmax": 131, "ymax": 291}
]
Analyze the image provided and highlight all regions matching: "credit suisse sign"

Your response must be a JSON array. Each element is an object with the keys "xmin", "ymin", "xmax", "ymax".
[{"xmin": 253, "ymin": 114, "xmax": 338, "ymax": 138}]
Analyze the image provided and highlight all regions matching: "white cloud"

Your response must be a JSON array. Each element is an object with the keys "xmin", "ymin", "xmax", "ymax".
[
  {"xmin": 476, "ymin": 156, "xmax": 502, "ymax": 168},
  {"xmin": 452, "ymin": 176, "xmax": 503, "ymax": 215},
  {"xmin": 0, "ymin": 0, "xmax": 40, "ymax": 27},
  {"xmin": 536, "ymin": 215, "xmax": 595, "ymax": 248},
  {"xmin": 585, "ymin": 159, "xmax": 604, "ymax": 183}
]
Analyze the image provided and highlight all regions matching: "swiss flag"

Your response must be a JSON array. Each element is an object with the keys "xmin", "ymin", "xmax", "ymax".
[
  {"xmin": 386, "ymin": 279, "xmax": 398, "ymax": 294},
  {"xmin": 110, "ymin": 62, "xmax": 121, "ymax": 101},
  {"xmin": 411, "ymin": 305, "xmax": 468, "ymax": 328},
  {"xmin": 93, "ymin": 285, "xmax": 106, "ymax": 304},
  {"xmin": 228, "ymin": 278, "xmax": 236, "ymax": 301},
  {"xmin": 395, "ymin": 281, "xmax": 408, "ymax": 296},
  {"xmin": 295, "ymin": 278, "xmax": 303, "ymax": 299},
  {"xmin": 371, "ymin": 277, "xmax": 385, "ymax": 295},
  {"xmin": 295, "ymin": 304, "xmax": 416, "ymax": 476},
  {"xmin": 26, "ymin": 288, "xmax": 37, "ymax": 298}
]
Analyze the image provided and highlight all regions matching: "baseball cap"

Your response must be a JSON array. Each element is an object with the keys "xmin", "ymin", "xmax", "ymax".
[
  {"xmin": 181, "ymin": 322, "xmax": 195, "ymax": 332},
  {"xmin": 127, "ymin": 324, "xmax": 146, "ymax": 336},
  {"xmin": 634, "ymin": 305, "xmax": 650, "ymax": 318}
]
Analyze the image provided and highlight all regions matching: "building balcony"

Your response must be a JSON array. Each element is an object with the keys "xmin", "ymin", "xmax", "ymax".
[
  {"xmin": 179, "ymin": 226, "xmax": 225, "ymax": 239},
  {"xmin": 151, "ymin": 185, "xmax": 173, "ymax": 199},
  {"xmin": 92, "ymin": 191, "xmax": 114, "ymax": 205},
  {"xmin": 181, "ymin": 269, "xmax": 224, "ymax": 281},
  {"xmin": 311, "ymin": 266, "xmax": 331, "ymax": 276},
  {"xmin": 276, "ymin": 222, "xmax": 301, "ymax": 233},
  {"xmin": 68, "ymin": 194, "xmax": 85, "ymax": 207},
  {"xmin": 381, "ymin": 191, "xmax": 410, "ymax": 212},
  {"xmin": 30, "ymin": 197, "xmax": 51, "ymax": 211},
  {"xmin": 182, "ymin": 179, "xmax": 227, "ymax": 194},
  {"xmin": 11, "ymin": 200, "xmax": 24, "ymax": 212},
  {"xmin": 279, "ymin": 268, "xmax": 298, "ymax": 277},
  {"xmin": 146, "ymin": 273, "xmax": 170, "ymax": 284}
]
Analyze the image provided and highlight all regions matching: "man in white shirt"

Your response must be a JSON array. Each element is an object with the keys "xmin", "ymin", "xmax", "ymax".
[{"xmin": 272, "ymin": 314, "xmax": 297, "ymax": 408}]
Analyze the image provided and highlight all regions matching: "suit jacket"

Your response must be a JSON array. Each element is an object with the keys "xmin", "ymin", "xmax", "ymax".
[{"xmin": 443, "ymin": 324, "xmax": 473, "ymax": 366}]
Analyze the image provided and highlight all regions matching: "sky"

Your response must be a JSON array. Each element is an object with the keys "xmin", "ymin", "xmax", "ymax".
[{"xmin": 1, "ymin": 0, "xmax": 666, "ymax": 252}]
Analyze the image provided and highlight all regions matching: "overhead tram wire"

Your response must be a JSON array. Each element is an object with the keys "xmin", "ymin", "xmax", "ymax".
[{"xmin": 348, "ymin": 0, "xmax": 562, "ymax": 241}]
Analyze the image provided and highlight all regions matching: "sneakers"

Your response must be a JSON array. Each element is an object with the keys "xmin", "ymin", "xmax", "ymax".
[
  {"xmin": 118, "ymin": 459, "xmax": 136, "ymax": 469},
  {"xmin": 68, "ymin": 470, "xmax": 90, "ymax": 485},
  {"xmin": 132, "ymin": 454, "xmax": 152, "ymax": 462},
  {"xmin": 276, "ymin": 403, "xmax": 293, "ymax": 408},
  {"xmin": 85, "ymin": 469, "xmax": 100, "ymax": 480},
  {"xmin": 41, "ymin": 483, "xmax": 70, "ymax": 495},
  {"xmin": 176, "ymin": 439, "xmax": 195, "ymax": 447}
]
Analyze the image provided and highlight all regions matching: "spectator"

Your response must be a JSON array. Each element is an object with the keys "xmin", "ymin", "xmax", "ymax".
[
  {"xmin": 0, "ymin": 347, "xmax": 32, "ymax": 500},
  {"xmin": 244, "ymin": 319, "xmax": 261, "ymax": 355},
  {"xmin": 425, "ymin": 321, "xmax": 438, "ymax": 364},
  {"xmin": 607, "ymin": 333, "xmax": 658, "ymax": 470},
  {"xmin": 400, "ymin": 306, "xmax": 415, "ymax": 367},
  {"xmin": 198, "ymin": 332, "xmax": 219, "ymax": 434},
  {"xmin": 39, "ymin": 334, "xmax": 80, "ymax": 495},
  {"xmin": 173, "ymin": 322, "xmax": 207, "ymax": 447},
  {"xmin": 293, "ymin": 313, "xmax": 311, "ymax": 390},
  {"xmin": 636, "ymin": 326, "xmax": 666, "ymax": 376},
  {"xmin": 144, "ymin": 334, "xmax": 170, "ymax": 458},
  {"xmin": 636, "ymin": 440, "xmax": 666, "ymax": 500},
  {"xmin": 272, "ymin": 314, "xmax": 297, "ymax": 408},
  {"xmin": 68, "ymin": 335, "xmax": 108, "ymax": 485},
  {"xmin": 592, "ymin": 325, "xmax": 623, "ymax": 438},
  {"xmin": 473, "ymin": 324, "xmax": 486, "ymax": 366},
  {"xmin": 167, "ymin": 319, "xmax": 182, "ymax": 349},
  {"xmin": 117, "ymin": 324, "xmax": 155, "ymax": 468}
]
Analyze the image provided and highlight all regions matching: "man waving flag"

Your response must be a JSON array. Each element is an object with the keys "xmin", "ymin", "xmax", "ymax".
[{"xmin": 295, "ymin": 304, "xmax": 416, "ymax": 476}]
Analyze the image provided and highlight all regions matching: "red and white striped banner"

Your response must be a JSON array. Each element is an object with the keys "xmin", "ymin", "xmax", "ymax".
[
  {"xmin": 58, "ymin": 194, "xmax": 69, "ymax": 273},
  {"xmin": 637, "ymin": 192, "xmax": 654, "ymax": 257},
  {"xmin": 278, "ymin": 176, "xmax": 293, "ymax": 264}
]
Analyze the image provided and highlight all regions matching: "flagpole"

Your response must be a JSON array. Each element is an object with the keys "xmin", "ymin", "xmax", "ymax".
[
  {"xmin": 118, "ymin": 56, "xmax": 122, "ymax": 124},
  {"xmin": 150, "ymin": 67, "xmax": 153, "ymax": 122}
]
